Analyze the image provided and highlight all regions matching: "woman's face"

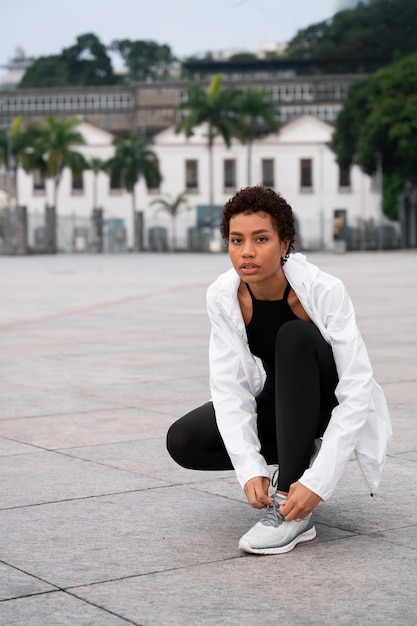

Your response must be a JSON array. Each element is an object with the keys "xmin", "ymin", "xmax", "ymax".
[{"xmin": 228, "ymin": 211, "xmax": 288, "ymax": 289}]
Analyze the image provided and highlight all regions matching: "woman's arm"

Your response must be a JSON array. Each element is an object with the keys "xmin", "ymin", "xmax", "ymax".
[
  {"xmin": 207, "ymin": 295, "xmax": 270, "ymax": 491},
  {"xmin": 299, "ymin": 277, "xmax": 374, "ymax": 500}
]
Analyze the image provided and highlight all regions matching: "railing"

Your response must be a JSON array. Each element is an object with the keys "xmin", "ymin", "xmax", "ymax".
[
  {"xmin": 0, "ymin": 171, "xmax": 16, "ymax": 196},
  {"xmin": 0, "ymin": 206, "xmax": 402, "ymax": 255}
]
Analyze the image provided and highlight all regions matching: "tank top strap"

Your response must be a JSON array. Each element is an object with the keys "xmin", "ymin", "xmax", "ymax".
[{"xmin": 245, "ymin": 282, "xmax": 256, "ymax": 302}]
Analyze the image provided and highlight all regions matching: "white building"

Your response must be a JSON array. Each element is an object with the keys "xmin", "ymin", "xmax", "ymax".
[{"xmin": 15, "ymin": 114, "xmax": 382, "ymax": 252}]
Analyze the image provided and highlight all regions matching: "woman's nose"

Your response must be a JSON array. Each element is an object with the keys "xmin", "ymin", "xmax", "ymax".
[{"xmin": 242, "ymin": 242, "xmax": 255, "ymax": 257}]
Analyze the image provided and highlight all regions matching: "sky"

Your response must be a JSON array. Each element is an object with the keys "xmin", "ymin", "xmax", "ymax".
[{"xmin": 0, "ymin": 0, "xmax": 358, "ymax": 67}]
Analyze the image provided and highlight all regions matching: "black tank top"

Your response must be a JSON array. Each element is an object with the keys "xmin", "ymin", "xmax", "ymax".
[{"xmin": 245, "ymin": 282, "xmax": 299, "ymax": 392}]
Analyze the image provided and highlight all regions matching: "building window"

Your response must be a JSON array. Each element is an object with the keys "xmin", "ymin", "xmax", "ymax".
[
  {"xmin": 71, "ymin": 171, "xmax": 84, "ymax": 194},
  {"xmin": 223, "ymin": 159, "xmax": 236, "ymax": 192},
  {"xmin": 261, "ymin": 159, "xmax": 275, "ymax": 188},
  {"xmin": 33, "ymin": 169, "xmax": 45, "ymax": 194},
  {"xmin": 300, "ymin": 158, "xmax": 313, "ymax": 191},
  {"xmin": 185, "ymin": 159, "xmax": 198, "ymax": 192},
  {"xmin": 339, "ymin": 165, "xmax": 351, "ymax": 191}
]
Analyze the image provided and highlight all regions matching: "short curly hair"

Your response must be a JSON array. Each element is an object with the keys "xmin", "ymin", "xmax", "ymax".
[{"xmin": 220, "ymin": 186, "xmax": 296, "ymax": 254}]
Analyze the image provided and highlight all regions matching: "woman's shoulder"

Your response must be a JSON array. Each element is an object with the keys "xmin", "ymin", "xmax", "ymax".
[{"xmin": 286, "ymin": 253, "xmax": 343, "ymax": 290}]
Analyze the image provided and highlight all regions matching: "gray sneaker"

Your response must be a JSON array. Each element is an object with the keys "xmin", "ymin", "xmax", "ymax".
[{"xmin": 239, "ymin": 494, "xmax": 316, "ymax": 555}]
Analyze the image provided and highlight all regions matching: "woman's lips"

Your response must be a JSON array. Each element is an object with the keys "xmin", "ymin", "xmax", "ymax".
[{"xmin": 240, "ymin": 263, "xmax": 259, "ymax": 274}]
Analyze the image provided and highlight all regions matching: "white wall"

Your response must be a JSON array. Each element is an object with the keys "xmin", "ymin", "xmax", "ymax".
[
  {"xmin": 16, "ymin": 116, "xmax": 381, "ymax": 251},
  {"xmin": 150, "ymin": 116, "xmax": 380, "ymax": 250}
]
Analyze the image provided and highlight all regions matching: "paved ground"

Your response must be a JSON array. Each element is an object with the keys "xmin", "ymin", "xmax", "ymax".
[{"xmin": 0, "ymin": 250, "xmax": 416, "ymax": 626}]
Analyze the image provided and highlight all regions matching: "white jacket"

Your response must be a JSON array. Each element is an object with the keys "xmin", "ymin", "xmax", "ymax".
[{"xmin": 206, "ymin": 253, "xmax": 392, "ymax": 501}]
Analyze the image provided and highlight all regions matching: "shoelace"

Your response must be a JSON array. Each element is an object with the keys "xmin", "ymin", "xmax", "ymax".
[{"xmin": 260, "ymin": 496, "xmax": 285, "ymax": 527}]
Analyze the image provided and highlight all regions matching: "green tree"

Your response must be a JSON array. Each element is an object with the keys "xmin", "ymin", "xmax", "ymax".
[
  {"xmin": 62, "ymin": 33, "xmax": 116, "ymax": 86},
  {"xmin": 106, "ymin": 134, "xmax": 161, "ymax": 250},
  {"xmin": 150, "ymin": 191, "xmax": 189, "ymax": 250},
  {"xmin": 286, "ymin": 0, "xmax": 417, "ymax": 62},
  {"xmin": 0, "ymin": 126, "xmax": 14, "ymax": 206},
  {"xmin": 88, "ymin": 157, "xmax": 106, "ymax": 209},
  {"xmin": 0, "ymin": 116, "xmax": 45, "ymax": 206},
  {"xmin": 233, "ymin": 88, "xmax": 279, "ymax": 186},
  {"xmin": 329, "ymin": 78, "xmax": 371, "ymax": 170},
  {"xmin": 0, "ymin": 128, "xmax": 10, "ymax": 169},
  {"xmin": 111, "ymin": 39, "xmax": 177, "ymax": 82},
  {"xmin": 24, "ymin": 116, "xmax": 87, "ymax": 210},
  {"xmin": 176, "ymin": 73, "xmax": 240, "ymax": 206},
  {"xmin": 19, "ymin": 55, "xmax": 70, "ymax": 88},
  {"xmin": 331, "ymin": 50, "xmax": 417, "ymax": 218},
  {"xmin": 229, "ymin": 52, "xmax": 258, "ymax": 62},
  {"xmin": 19, "ymin": 33, "xmax": 116, "ymax": 88}
]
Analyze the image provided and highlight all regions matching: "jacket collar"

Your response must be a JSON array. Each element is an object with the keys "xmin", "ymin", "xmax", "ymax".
[
  {"xmin": 213, "ymin": 268, "xmax": 246, "ymax": 336},
  {"xmin": 284, "ymin": 254, "xmax": 320, "ymax": 296}
]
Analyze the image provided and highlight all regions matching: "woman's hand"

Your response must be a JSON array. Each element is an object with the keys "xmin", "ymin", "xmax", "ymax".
[
  {"xmin": 279, "ymin": 482, "xmax": 321, "ymax": 521},
  {"xmin": 244, "ymin": 476, "xmax": 273, "ymax": 509}
]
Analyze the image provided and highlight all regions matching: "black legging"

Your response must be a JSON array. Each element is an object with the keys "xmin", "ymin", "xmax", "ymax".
[{"xmin": 167, "ymin": 320, "xmax": 338, "ymax": 491}]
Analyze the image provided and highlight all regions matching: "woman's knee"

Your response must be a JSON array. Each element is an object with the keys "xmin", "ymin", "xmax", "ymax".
[
  {"xmin": 166, "ymin": 417, "xmax": 190, "ymax": 466},
  {"xmin": 276, "ymin": 319, "xmax": 319, "ymax": 356},
  {"xmin": 166, "ymin": 402, "xmax": 216, "ymax": 468}
]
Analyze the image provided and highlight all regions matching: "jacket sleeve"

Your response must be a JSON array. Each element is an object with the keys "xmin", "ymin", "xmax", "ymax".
[
  {"xmin": 299, "ymin": 276, "xmax": 374, "ymax": 501},
  {"xmin": 207, "ymin": 295, "xmax": 270, "ymax": 489}
]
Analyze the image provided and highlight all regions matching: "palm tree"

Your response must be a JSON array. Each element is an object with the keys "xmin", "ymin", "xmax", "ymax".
[
  {"xmin": 0, "ymin": 129, "xmax": 9, "ymax": 167},
  {"xmin": 25, "ymin": 116, "xmax": 87, "ymax": 210},
  {"xmin": 88, "ymin": 157, "xmax": 105, "ymax": 209},
  {"xmin": 175, "ymin": 73, "xmax": 240, "ymax": 207},
  {"xmin": 106, "ymin": 133, "xmax": 161, "ymax": 251},
  {"xmin": 0, "ymin": 116, "xmax": 45, "ymax": 207},
  {"xmin": 150, "ymin": 191, "xmax": 189, "ymax": 250},
  {"xmin": 0, "ymin": 127, "xmax": 14, "ymax": 205},
  {"xmin": 233, "ymin": 88, "xmax": 279, "ymax": 186}
]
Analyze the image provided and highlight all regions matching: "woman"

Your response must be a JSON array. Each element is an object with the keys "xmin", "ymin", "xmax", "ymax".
[{"xmin": 167, "ymin": 186, "xmax": 391, "ymax": 555}]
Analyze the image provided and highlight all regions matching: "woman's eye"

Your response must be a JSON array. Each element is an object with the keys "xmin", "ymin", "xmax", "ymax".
[
  {"xmin": 257, "ymin": 236, "xmax": 268, "ymax": 242},
  {"xmin": 230, "ymin": 238, "xmax": 242, "ymax": 245}
]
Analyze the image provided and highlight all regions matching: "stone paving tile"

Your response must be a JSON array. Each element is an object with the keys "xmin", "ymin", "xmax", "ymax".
[
  {"xmin": 0, "ymin": 253, "xmax": 229, "ymax": 326},
  {"xmin": 379, "ymin": 524, "xmax": 417, "ymax": 550},
  {"xmin": 0, "ymin": 437, "xmax": 37, "ymax": 457},
  {"xmin": 0, "ymin": 408, "xmax": 174, "ymax": 449},
  {"xmin": 0, "ymin": 386, "xmax": 117, "ymax": 421},
  {"xmin": 0, "ymin": 563, "xmax": 56, "ymax": 602},
  {"xmin": 386, "ymin": 411, "xmax": 417, "ymax": 450},
  {"xmin": 0, "ymin": 486, "xmax": 248, "ymax": 588},
  {"xmin": 313, "ymin": 456, "xmax": 417, "ymax": 535},
  {"xmin": 71, "ymin": 535, "xmax": 417, "ymax": 626},
  {"xmin": 60, "ymin": 437, "xmax": 233, "ymax": 486},
  {"xmin": 390, "ymin": 450, "xmax": 417, "ymax": 461},
  {"xmin": 0, "ymin": 591, "xmax": 132, "ymax": 626},
  {"xmin": 0, "ymin": 449, "xmax": 168, "ymax": 509}
]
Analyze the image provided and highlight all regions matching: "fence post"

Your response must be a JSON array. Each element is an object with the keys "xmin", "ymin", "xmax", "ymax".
[
  {"xmin": 91, "ymin": 208, "xmax": 104, "ymax": 253},
  {"xmin": 45, "ymin": 205, "xmax": 57, "ymax": 254},
  {"xmin": 14, "ymin": 206, "xmax": 28, "ymax": 255},
  {"xmin": 134, "ymin": 211, "xmax": 144, "ymax": 252},
  {"xmin": 0, "ymin": 209, "xmax": 12, "ymax": 254}
]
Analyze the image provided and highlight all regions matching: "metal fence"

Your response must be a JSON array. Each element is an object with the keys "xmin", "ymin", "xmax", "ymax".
[{"xmin": 0, "ymin": 205, "xmax": 402, "ymax": 255}]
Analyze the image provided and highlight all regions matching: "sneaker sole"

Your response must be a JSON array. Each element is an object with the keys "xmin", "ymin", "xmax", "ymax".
[{"xmin": 239, "ymin": 525, "xmax": 316, "ymax": 555}]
